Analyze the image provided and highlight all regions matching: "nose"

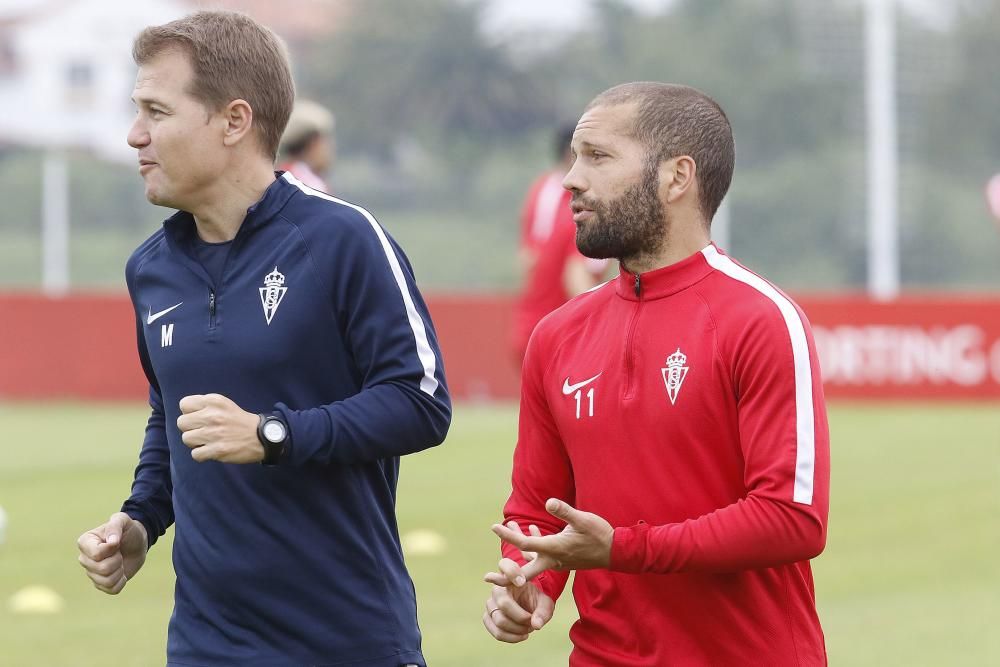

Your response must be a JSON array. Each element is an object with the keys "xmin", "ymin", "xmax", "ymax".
[
  {"xmin": 562, "ymin": 157, "xmax": 586, "ymax": 194},
  {"xmin": 127, "ymin": 115, "xmax": 149, "ymax": 150}
]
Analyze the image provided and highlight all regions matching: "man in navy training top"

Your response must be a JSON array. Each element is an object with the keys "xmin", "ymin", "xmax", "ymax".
[{"xmin": 75, "ymin": 11, "xmax": 450, "ymax": 667}]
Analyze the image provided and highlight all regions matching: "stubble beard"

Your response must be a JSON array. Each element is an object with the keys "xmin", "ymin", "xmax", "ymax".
[{"xmin": 573, "ymin": 161, "xmax": 667, "ymax": 267}]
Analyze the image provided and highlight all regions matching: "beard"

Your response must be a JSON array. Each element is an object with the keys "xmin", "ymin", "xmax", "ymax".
[{"xmin": 573, "ymin": 161, "xmax": 666, "ymax": 263}]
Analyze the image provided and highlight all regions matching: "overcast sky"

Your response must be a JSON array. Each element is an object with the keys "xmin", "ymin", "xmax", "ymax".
[
  {"xmin": 481, "ymin": 0, "xmax": 952, "ymax": 37},
  {"xmin": 0, "ymin": 0, "xmax": 955, "ymax": 31}
]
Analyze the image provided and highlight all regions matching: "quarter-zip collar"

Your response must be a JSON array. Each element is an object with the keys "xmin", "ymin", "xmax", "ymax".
[
  {"xmin": 615, "ymin": 243, "xmax": 718, "ymax": 301},
  {"xmin": 160, "ymin": 173, "xmax": 297, "ymax": 263}
]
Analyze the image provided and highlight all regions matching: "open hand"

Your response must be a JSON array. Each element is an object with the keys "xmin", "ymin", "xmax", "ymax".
[{"xmin": 491, "ymin": 498, "xmax": 614, "ymax": 580}]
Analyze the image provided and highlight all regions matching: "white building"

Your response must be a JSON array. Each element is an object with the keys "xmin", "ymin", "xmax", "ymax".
[{"xmin": 0, "ymin": 0, "xmax": 189, "ymax": 163}]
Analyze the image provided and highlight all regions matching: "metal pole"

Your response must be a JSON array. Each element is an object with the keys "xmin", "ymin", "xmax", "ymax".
[
  {"xmin": 865, "ymin": 0, "xmax": 899, "ymax": 300},
  {"xmin": 41, "ymin": 150, "xmax": 70, "ymax": 296}
]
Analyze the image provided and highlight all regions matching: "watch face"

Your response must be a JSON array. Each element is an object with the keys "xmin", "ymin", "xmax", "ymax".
[{"xmin": 263, "ymin": 420, "xmax": 286, "ymax": 443}]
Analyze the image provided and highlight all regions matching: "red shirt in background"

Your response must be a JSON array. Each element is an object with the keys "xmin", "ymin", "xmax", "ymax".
[
  {"xmin": 278, "ymin": 160, "xmax": 329, "ymax": 193},
  {"xmin": 512, "ymin": 171, "xmax": 608, "ymax": 361}
]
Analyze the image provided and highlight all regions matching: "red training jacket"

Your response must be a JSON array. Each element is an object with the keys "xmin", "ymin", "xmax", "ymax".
[{"xmin": 503, "ymin": 244, "xmax": 830, "ymax": 666}]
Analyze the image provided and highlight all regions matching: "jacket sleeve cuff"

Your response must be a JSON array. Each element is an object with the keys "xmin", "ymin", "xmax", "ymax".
[
  {"xmin": 609, "ymin": 522, "xmax": 650, "ymax": 573},
  {"xmin": 121, "ymin": 505, "xmax": 156, "ymax": 550},
  {"xmin": 532, "ymin": 571, "xmax": 563, "ymax": 602},
  {"xmin": 274, "ymin": 402, "xmax": 327, "ymax": 466}
]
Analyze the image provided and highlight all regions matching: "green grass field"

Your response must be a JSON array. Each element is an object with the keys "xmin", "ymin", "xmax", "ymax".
[{"xmin": 1, "ymin": 402, "xmax": 998, "ymax": 666}]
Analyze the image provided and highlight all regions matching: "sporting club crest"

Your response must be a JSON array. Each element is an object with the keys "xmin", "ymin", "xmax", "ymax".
[
  {"xmin": 661, "ymin": 347, "xmax": 689, "ymax": 405},
  {"xmin": 259, "ymin": 266, "xmax": 287, "ymax": 325}
]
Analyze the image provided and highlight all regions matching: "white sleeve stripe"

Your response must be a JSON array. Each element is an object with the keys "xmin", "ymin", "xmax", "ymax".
[
  {"xmin": 282, "ymin": 172, "xmax": 439, "ymax": 396},
  {"xmin": 701, "ymin": 245, "xmax": 815, "ymax": 505}
]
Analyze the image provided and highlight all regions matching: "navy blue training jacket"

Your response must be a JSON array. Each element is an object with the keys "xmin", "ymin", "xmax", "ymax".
[{"xmin": 121, "ymin": 172, "xmax": 451, "ymax": 667}]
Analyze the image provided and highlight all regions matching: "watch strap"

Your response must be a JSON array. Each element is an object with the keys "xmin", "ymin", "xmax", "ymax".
[{"xmin": 256, "ymin": 412, "xmax": 287, "ymax": 466}]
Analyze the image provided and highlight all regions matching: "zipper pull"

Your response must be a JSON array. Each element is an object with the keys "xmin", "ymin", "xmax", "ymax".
[
  {"xmin": 634, "ymin": 273, "xmax": 641, "ymax": 298},
  {"xmin": 209, "ymin": 290, "xmax": 216, "ymax": 317}
]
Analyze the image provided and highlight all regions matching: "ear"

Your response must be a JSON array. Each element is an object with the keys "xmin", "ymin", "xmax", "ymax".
[
  {"xmin": 220, "ymin": 99, "xmax": 254, "ymax": 148},
  {"xmin": 659, "ymin": 155, "xmax": 697, "ymax": 205}
]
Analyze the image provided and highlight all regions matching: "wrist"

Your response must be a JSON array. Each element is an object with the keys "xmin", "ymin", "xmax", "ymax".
[
  {"xmin": 256, "ymin": 412, "xmax": 289, "ymax": 465},
  {"xmin": 132, "ymin": 518, "xmax": 149, "ymax": 550},
  {"xmin": 609, "ymin": 522, "xmax": 650, "ymax": 573}
]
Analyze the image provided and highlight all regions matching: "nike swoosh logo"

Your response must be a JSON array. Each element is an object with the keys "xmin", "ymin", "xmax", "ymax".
[
  {"xmin": 562, "ymin": 372, "xmax": 603, "ymax": 395},
  {"xmin": 147, "ymin": 302, "xmax": 183, "ymax": 325}
]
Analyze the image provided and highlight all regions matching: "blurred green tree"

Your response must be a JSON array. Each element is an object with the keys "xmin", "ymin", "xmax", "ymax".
[{"xmin": 296, "ymin": 0, "xmax": 554, "ymax": 159}]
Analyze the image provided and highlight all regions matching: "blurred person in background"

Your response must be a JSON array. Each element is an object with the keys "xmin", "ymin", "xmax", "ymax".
[
  {"xmin": 511, "ymin": 123, "xmax": 609, "ymax": 364},
  {"xmin": 483, "ymin": 82, "xmax": 830, "ymax": 666},
  {"xmin": 75, "ymin": 11, "xmax": 448, "ymax": 667},
  {"xmin": 277, "ymin": 98, "xmax": 336, "ymax": 191}
]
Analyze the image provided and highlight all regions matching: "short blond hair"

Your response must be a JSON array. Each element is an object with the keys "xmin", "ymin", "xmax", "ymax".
[{"xmin": 133, "ymin": 10, "xmax": 295, "ymax": 160}]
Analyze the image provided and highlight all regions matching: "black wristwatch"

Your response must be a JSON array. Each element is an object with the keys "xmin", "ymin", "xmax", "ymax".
[{"xmin": 256, "ymin": 413, "xmax": 288, "ymax": 465}]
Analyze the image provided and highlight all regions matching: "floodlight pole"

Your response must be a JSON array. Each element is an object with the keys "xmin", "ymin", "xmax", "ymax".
[
  {"xmin": 41, "ymin": 150, "xmax": 70, "ymax": 296},
  {"xmin": 865, "ymin": 0, "xmax": 899, "ymax": 300}
]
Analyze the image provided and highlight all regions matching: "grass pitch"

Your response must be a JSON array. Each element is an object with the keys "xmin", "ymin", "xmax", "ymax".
[{"xmin": 0, "ymin": 402, "xmax": 997, "ymax": 666}]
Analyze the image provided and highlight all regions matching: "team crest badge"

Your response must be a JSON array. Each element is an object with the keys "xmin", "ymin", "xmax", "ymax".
[
  {"xmin": 259, "ymin": 266, "xmax": 287, "ymax": 325},
  {"xmin": 661, "ymin": 347, "xmax": 689, "ymax": 405}
]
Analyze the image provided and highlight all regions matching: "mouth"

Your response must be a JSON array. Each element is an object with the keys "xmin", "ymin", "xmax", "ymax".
[
  {"xmin": 138, "ymin": 160, "xmax": 157, "ymax": 175},
  {"xmin": 571, "ymin": 205, "xmax": 595, "ymax": 223}
]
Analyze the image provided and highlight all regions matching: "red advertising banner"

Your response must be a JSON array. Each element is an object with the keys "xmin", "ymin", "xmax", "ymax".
[
  {"xmin": 805, "ymin": 295, "xmax": 1000, "ymax": 400},
  {"xmin": 2, "ymin": 292, "xmax": 1000, "ymax": 401}
]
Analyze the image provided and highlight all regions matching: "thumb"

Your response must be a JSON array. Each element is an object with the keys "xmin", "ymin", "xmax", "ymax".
[
  {"xmin": 545, "ymin": 498, "xmax": 580, "ymax": 524},
  {"xmin": 178, "ymin": 394, "xmax": 205, "ymax": 414},
  {"xmin": 531, "ymin": 594, "xmax": 555, "ymax": 630},
  {"xmin": 105, "ymin": 512, "xmax": 131, "ymax": 546}
]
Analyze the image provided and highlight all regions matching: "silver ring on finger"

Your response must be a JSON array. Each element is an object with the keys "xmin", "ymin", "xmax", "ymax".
[{"xmin": 489, "ymin": 607, "xmax": 502, "ymax": 619}]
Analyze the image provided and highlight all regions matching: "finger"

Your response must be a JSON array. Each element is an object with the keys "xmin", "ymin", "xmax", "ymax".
[
  {"xmin": 203, "ymin": 393, "xmax": 229, "ymax": 406},
  {"xmin": 191, "ymin": 444, "xmax": 218, "ymax": 463},
  {"xmin": 492, "ymin": 586, "xmax": 532, "ymax": 625},
  {"xmin": 492, "ymin": 609, "xmax": 534, "ymax": 636},
  {"xmin": 531, "ymin": 593, "xmax": 556, "ymax": 630},
  {"xmin": 482, "ymin": 609, "xmax": 529, "ymax": 643},
  {"xmin": 77, "ymin": 530, "xmax": 107, "ymax": 559},
  {"xmin": 545, "ymin": 498, "xmax": 586, "ymax": 526},
  {"xmin": 86, "ymin": 560, "xmax": 124, "ymax": 590},
  {"xmin": 485, "ymin": 599, "xmax": 533, "ymax": 636},
  {"xmin": 492, "ymin": 523, "xmax": 548, "ymax": 553},
  {"xmin": 107, "ymin": 573, "xmax": 128, "ymax": 595},
  {"xmin": 78, "ymin": 552, "xmax": 121, "ymax": 577},
  {"xmin": 504, "ymin": 522, "xmax": 542, "ymax": 562},
  {"xmin": 528, "ymin": 524, "xmax": 543, "ymax": 537},
  {"xmin": 497, "ymin": 558, "xmax": 526, "ymax": 587},
  {"xmin": 520, "ymin": 553, "xmax": 560, "ymax": 580},
  {"xmin": 178, "ymin": 395, "xmax": 207, "ymax": 414},
  {"xmin": 78, "ymin": 519, "xmax": 126, "ymax": 560},
  {"xmin": 181, "ymin": 427, "xmax": 209, "ymax": 449},
  {"xmin": 104, "ymin": 512, "xmax": 135, "ymax": 548},
  {"xmin": 484, "ymin": 571, "xmax": 513, "ymax": 586},
  {"xmin": 94, "ymin": 571, "xmax": 128, "ymax": 595},
  {"xmin": 492, "ymin": 524, "xmax": 559, "ymax": 556},
  {"xmin": 176, "ymin": 412, "xmax": 201, "ymax": 433}
]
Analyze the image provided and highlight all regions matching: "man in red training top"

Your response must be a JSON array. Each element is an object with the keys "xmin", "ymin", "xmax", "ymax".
[
  {"xmin": 483, "ymin": 82, "xmax": 830, "ymax": 666},
  {"xmin": 511, "ymin": 124, "xmax": 609, "ymax": 362}
]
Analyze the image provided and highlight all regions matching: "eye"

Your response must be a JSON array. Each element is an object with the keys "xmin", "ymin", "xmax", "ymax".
[{"xmin": 590, "ymin": 150, "xmax": 607, "ymax": 161}]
